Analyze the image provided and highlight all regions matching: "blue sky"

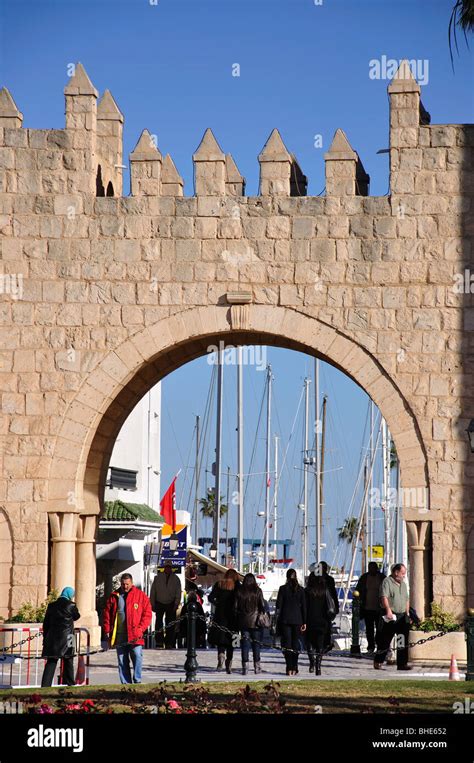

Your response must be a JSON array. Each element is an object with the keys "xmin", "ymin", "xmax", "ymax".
[{"xmin": 1, "ymin": 0, "xmax": 472, "ymax": 570}]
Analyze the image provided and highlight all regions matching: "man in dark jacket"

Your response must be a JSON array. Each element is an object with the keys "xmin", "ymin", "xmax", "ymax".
[
  {"xmin": 103, "ymin": 573, "xmax": 152, "ymax": 684},
  {"xmin": 41, "ymin": 587, "xmax": 80, "ymax": 687},
  {"xmin": 356, "ymin": 562, "xmax": 386, "ymax": 653}
]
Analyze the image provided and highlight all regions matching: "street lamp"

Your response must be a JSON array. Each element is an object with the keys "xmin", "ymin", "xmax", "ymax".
[
  {"xmin": 467, "ymin": 419, "xmax": 474, "ymax": 453},
  {"xmin": 169, "ymin": 533, "xmax": 179, "ymax": 552}
]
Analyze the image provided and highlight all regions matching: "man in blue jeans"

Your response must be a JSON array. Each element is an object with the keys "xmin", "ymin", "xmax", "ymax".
[{"xmin": 103, "ymin": 573, "xmax": 152, "ymax": 684}]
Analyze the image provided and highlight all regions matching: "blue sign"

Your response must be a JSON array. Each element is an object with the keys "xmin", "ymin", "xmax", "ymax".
[{"xmin": 159, "ymin": 524, "xmax": 187, "ymax": 570}]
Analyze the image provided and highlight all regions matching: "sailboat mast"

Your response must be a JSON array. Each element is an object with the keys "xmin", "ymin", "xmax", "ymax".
[
  {"xmin": 303, "ymin": 377, "xmax": 310, "ymax": 576},
  {"xmin": 237, "ymin": 346, "xmax": 244, "ymax": 571},
  {"xmin": 369, "ymin": 401, "xmax": 374, "ymax": 564},
  {"xmin": 382, "ymin": 417, "xmax": 390, "ymax": 572},
  {"xmin": 263, "ymin": 365, "xmax": 272, "ymax": 569},
  {"xmin": 315, "ymin": 359, "xmax": 321, "ymax": 565},
  {"xmin": 194, "ymin": 414, "xmax": 200, "ymax": 545},
  {"xmin": 213, "ymin": 350, "xmax": 224, "ymax": 560},
  {"xmin": 273, "ymin": 435, "xmax": 279, "ymax": 543},
  {"xmin": 319, "ymin": 395, "xmax": 328, "ymax": 549}
]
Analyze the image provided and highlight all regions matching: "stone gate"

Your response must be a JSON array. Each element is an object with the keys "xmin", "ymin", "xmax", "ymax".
[{"xmin": 0, "ymin": 60, "xmax": 473, "ymax": 639}]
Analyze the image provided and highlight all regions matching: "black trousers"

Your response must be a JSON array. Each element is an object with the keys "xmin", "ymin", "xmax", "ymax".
[
  {"xmin": 154, "ymin": 603, "xmax": 178, "ymax": 648},
  {"xmin": 306, "ymin": 626, "xmax": 327, "ymax": 657},
  {"xmin": 41, "ymin": 657, "xmax": 75, "ymax": 687},
  {"xmin": 280, "ymin": 624, "xmax": 301, "ymax": 671},
  {"xmin": 375, "ymin": 613, "xmax": 409, "ymax": 667},
  {"xmin": 363, "ymin": 610, "xmax": 379, "ymax": 650}
]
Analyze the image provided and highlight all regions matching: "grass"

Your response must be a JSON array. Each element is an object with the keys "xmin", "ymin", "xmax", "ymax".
[{"xmin": 1, "ymin": 680, "xmax": 473, "ymax": 714}]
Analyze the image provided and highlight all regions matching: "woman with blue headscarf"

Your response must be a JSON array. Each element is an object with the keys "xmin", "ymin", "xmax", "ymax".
[{"xmin": 41, "ymin": 587, "xmax": 80, "ymax": 687}]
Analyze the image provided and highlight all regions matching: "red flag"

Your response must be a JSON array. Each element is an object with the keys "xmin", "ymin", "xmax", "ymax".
[{"xmin": 160, "ymin": 477, "xmax": 177, "ymax": 531}]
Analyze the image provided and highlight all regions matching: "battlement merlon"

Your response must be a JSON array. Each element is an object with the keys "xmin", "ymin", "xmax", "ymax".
[{"xmin": 0, "ymin": 59, "xmax": 473, "ymax": 203}]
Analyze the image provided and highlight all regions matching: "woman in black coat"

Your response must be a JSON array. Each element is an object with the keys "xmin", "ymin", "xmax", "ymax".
[
  {"xmin": 41, "ymin": 587, "xmax": 80, "ymax": 687},
  {"xmin": 305, "ymin": 572, "xmax": 333, "ymax": 675},
  {"xmin": 276, "ymin": 569, "xmax": 306, "ymax": 675},
  {"xmin": 208, "ymin": 569, "xmax": 240, "ymax": 673},
  {"xmin": 234, "ymin": 573, "xmax": 266, "ymax": 675}
]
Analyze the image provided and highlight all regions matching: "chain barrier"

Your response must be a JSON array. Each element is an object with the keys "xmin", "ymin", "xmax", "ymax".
[
  {"xmin": 1, "ymin": 614, "xmax": 462, "ymax": 662},
  {"xmin": 0, "ymin": 618, "xmax": 183, "ymax": 661},
  {"xmin": 198, "ymin": 615, "xmax": 460, "ymax": 659}
]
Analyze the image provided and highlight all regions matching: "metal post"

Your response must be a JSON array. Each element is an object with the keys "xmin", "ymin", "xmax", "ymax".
[
  {"xmin": 194, "ymin": 414, "xmax": 200, "ymax": 545},
  {"xmin": 315, "ymin": 359, "xmax": 321, "ymax": 564},
  {"xmin": 184, "ymin": 598, "xmax": 200, "ymax": 682},
  {"xmin": 237, "ymin": 346, "xmax": 244, "ymax": 572},
  {"xmin": 213, "ymin": 350, "xmax": 224, "ymax": 560},
  {"xmin": 264, "ymin": 365, "xmax": 272, "ymax": 570},
  {"xmin": 466, "ymin": 609, "xmax": 474, "ymax": 681},
  {"xmin": 225, "ymin": 465, "xmax": 230, "ymax": 565},
  {"xmin": 274, "ymin": 435, "xmax": 279, "ymax": 543},
  {"xmin": 303, "ymin": 377, "xmax": 310, "ymax": 577},
  {"xmin": 350, "ymin": 590, "xmax": 361, "ymax": 657}
]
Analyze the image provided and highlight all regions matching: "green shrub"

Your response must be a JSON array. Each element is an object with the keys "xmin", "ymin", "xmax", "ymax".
[
  {"xmin": 417, "ymin": 602, "xmax": 462, "ymax": 633},
  {"xmin": 7, "ymin": 590, "xmax": 59, "ymax": 623}
]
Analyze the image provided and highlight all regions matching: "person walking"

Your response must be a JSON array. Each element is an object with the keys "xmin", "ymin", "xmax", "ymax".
[
  {"xmin": 355, "ymin": 562, "xmax": 385, "ymax": 653},
  {"xmin": 41, "ymin": 587, "xmax": 80, "ymax": 687},
  {"xmin": 103, "ymin": 573, "xmax": 152, "ymax": 684},
  {"xmin": 320, "ymin": 561, "xmax": 339, "ymax": 651},
  {"xmin": 208, "ymin": 568, "xmax": 240, "ymax": 673},
  {"xmin": 235, "ymin": 573, "xmax": 266, "ymax": 675},
  {"xmin": 276, "ymin": 569, "xmax": 306, "ymax": 676},
  {"xmin": 150, "ymin": 562, "xmax": 182, "ymax": 649},
  {"xmin": 374, "ymin": 563, "xmax": 412, "ymax": 671},
  {"xmin": 305, "ymin": 573, "xmax": 334, "ymax": 675}
]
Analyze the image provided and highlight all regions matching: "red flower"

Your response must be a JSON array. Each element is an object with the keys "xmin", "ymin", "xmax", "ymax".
[{"xmin": 28, "ymin": 694, "xmax": 42, "ymax": 704}]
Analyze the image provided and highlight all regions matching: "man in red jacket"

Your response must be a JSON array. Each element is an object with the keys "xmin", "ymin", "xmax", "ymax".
[{"xmin": 103, "ymin": 573, "xmax": 152, "ymax": 684}]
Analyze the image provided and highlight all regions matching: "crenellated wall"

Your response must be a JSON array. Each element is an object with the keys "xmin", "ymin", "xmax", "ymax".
[{"xmin": 0, "ymin": 60, "xmax": 473, "ymax": 638}]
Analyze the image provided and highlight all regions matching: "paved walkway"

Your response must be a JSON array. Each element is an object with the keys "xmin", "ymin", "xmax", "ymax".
[{"xmin": 87, "ymin": 647, "xmax": 458, "ymax": 684}]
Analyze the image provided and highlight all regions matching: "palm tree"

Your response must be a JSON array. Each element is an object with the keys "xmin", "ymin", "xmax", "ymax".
[
  {"xmin": 199, "ymin": 490, "xmax": 228, "ymax": 519},
  {"xmin": 449, "ymin": 0, "xmax": 474, "ymax": 66},
  {"xmin": 389, "ymin": 441, "xmax": 398, "ymax": 471},
  {"xmin": 337, "ymin": 517, "xmax": 358, "ymax": 545}
]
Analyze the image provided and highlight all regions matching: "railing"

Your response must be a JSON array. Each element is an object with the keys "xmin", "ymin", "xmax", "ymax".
[{"xmin": 0, "ymin": 626, "xmax": 90, "ymax": 688}]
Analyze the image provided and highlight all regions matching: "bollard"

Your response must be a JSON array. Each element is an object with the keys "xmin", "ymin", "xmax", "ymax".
[
  {"xmin": 184, "ymin": 598, "xmax": 200, "ymax": 683},
  {"xmin": 466, "ymin": 608, "xmax": 474, "ymax": 682},
  {"xmin": 350, "ymin": 590, "xmax": 361, "ymax": 657}
]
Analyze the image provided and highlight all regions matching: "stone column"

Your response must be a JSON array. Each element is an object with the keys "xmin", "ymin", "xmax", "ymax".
[
  {"xmin": 161, "ymin": 154, "xmax": 184, "ymax": 196},
  {"xmin": 76, "ymin": 515, "xmax": 100, "ymax": 645},
  {"xmin": 129, "ymin": 129, "xmax": 162, "ymax": 196},
  {"xmin": 64, "ymin": 63, "xmax": 98, "ymax": 193},
  {"xmin": 258, "ymin": 128, "xmax": 292, "ymax": 196},
  {"xmin": 324, "ymin": 128, "xmax": 369, "ymax": 196},
  {"xmin": 0, "ymin": 87, "xmax": 23, "ymax": 129},
  {"xmin": 406, "ymin": 520, "xmax": 430, "ymax": 618},
  {"xmin": 225, "ymin": 153, "xmax": 245, "ymax": 196},
  {"xmin": 49, "ymin": 512, "xmax": 78, "ymax": 593},
  {"xmin": 193, "ymin": 128, "xmax": 226, "ymax": 195},
  {"xmin": 97, "ymin": 89, "xmax": 124, "ymax": 197}
]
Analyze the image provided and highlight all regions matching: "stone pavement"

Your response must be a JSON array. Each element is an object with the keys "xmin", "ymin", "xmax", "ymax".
[{"xmin": 87, "ymin": 647, "xmax": 457, "ymax": 685}]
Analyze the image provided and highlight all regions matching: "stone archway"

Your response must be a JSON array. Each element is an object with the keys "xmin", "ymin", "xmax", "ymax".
[
  {"xmin": 0, "ymin": 509, "xmax": 13, "ymax": 620},
  {"xmin": 46, "ymin": 304, "xmax": 431, "ymax": 634}
]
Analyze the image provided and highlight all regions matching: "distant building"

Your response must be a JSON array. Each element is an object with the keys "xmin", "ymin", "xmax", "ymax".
[
  {"xmin": 104, "ymin": 385, "xmax": 162, "ymax": 510},
  {"xmin": 96, "ymin": 385, "xmax": 162, "ymax": 606}
]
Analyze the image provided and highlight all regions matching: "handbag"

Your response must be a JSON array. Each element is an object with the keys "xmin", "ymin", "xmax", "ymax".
[
  {"xmin": 325, "ymin": 588, "xmax": 336, "ymax": 619},
  {"xmin": 256, "ymin": 611, "xmax": 271, "ymax": 629}
]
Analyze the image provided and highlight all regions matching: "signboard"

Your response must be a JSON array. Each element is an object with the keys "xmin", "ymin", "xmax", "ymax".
[
  {"xmin": 369, "ymin": 545, "xmax": 384, "ymax": 561},
  {"xmin": 158, "ymin": 523, "xmax": 187, "ymax": 571}
]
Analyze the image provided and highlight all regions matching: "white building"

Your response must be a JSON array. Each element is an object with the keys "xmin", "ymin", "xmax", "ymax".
[
  {"xmin": 97, "ymin": 385, "xmax": 163, "ymax": 607},
  {"xmin": 104, "ymin": 385, "xmax": 162, "ymax": 509}
]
